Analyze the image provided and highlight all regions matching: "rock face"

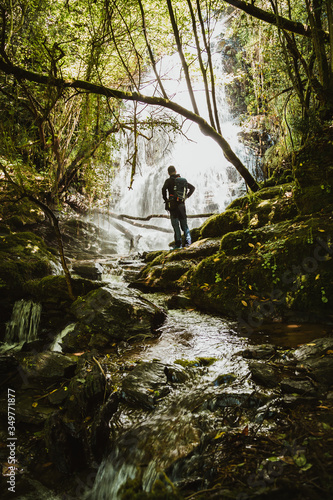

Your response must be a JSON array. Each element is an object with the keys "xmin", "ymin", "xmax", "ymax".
[
  {"xmin": 63, "ymin": 284, "xmax": 166, "ymax": 350},
  {"xmin": 15, "ymin": 351, "xmax": 78, "ymax": 382},
  {"xmin": 132, "ymin": 180, "xmax": 333, "ymax": 325},
  {"xmin": 0, "ymin": 231, "xmax": 60, "ymax": 331}
]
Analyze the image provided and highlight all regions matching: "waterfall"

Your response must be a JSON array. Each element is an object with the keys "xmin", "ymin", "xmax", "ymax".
[
  {"xmin": 95, "ymin": 17, "xmax": 260, "ymax": 253},
  {"xmin": 4, "ymin": 300, "xmax": 42, "ymax": 346},
  {"xmin": 50, "ymin": 323, "xmax": 76, "ymax": 352}
]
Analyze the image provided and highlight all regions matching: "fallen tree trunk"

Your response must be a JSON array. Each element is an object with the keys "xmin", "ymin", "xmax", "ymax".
[
  {"xmin": 95, "ymin": 209, "xmax": 215, "ymax": 233},
  {"xmin": 118, "ymin": 212, "xmax": 216, "ymax": 221}
]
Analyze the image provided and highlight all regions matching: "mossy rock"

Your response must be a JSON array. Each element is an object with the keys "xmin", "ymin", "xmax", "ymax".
[
  {"xmin": 293, "ymin": 131, "xmax": 333, "ymax": 189},
  {"xmin": 134, "ymin": 261, "xmax": 194, "ymax": 291},
  {"xmin": 190, "ymin": 226, "xmax": 201, "ymax": 243},
  {"xmin": 144, "ymin": 250, "xmax": 168, "ymax": 263},
  {"xmin": 256, "ymin": 184, "xmax": 293, "ymax": 200},
  {"xmin": 220, "ymin": 220, "xmax": 295, "ymax": 256},
  {"xmin": 199, "ymin": 209, "xmax": 245, "ymax": 239},
  {"xmin": 294, "ymin": 184, "xmax": 333, "ymax": 215},
  {"xmin": 220, "ymin": 229, "xmax": 258, "ymax": 255},
  {"xmin": 0, "ymin": 231, "xmax": 59, "ymax": 309},
  {"xmin": 226, "ymin": 195, "xmax": 249, "ymax": 210},
  {"xmin": 190, "ymin": 215, "xmax": 333, "ymax": 323},
  {"xmin": 24, "ymin": 275, "xmax": 101, "ymax": 304},
  {"xmin": 0, "ymin": 196, "xmax": 45, "ymax": 229}
]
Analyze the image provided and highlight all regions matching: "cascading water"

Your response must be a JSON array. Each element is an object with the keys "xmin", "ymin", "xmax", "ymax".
[
  {"xmin": 85, "ymin": 308, "xmax": 252, "ymax": 500},
  {"xmin": 95, "ymin": 17, "xmax": 261, "ymax": 253},
  {"xmin": 4, "ymin": 300, "xmax": 42, "ymax": 348},
  {"xmin": 84, "ymin": 16, "xmax": 263, "ymax": 499}
]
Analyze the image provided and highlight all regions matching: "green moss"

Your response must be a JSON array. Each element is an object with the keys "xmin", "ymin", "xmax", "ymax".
[
  {"xmin": 189, "ymin": 226, "xmax": 201, "ymax": 243},
  {"xmin": 0, "ymin": 231, "xmax": 59, "ymax": 304},
  {"xmin": 144, "ymin": 250, "xmax": 168, "ymax": 263},
  {"xmin": 190, "ymin": 214, "xmax": 333, "ymax": 322},
  {"xmin": 220, "ymin": 229, "xmax": 257, "ymax": 255},
  {"xmin": 294, "ymin": 184, "xmax": 333, "ymax": 215},
  {"xmin": 226, "ymin": 195, "xmax": 249, "ymax": 210},
  {"xmin": 199, "ymin": 209, "xmax": 245, "ymax": 239},
  {"xmin": 24, "ymin": 275, "xmax": 101, "ymax": 303}
]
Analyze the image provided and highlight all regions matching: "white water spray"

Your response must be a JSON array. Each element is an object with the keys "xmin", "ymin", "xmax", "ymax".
[
  {"xmin": 97, "ymin": 18, "xmax": 260, "ymax": 253},
  {"xmin": 4, "ymin": 300, "xmax": 42, "ymax": 346}
]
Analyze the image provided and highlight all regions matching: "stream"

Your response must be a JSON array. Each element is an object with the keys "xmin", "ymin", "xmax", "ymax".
[
  {"xmin": 69, "ymin": 258, "xmax": 327, "ymax": 500},
  {"xmin": 2, "ymin": 252, "xmax": 331, "ymax": 500},
  {"xmin": 83, "ymin": 273, "xmax": 256, "ymax": 499}
]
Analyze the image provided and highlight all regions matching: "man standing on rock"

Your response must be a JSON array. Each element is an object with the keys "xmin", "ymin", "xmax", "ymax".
[{"xmin": 162, "ymin": 165, "xmax": 195, "ymax": 249}]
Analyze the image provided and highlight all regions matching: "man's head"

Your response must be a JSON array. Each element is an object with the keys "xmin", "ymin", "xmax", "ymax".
[{"xmin": 168, "ymin": 165, "xmax": 176, "ymax": 176}]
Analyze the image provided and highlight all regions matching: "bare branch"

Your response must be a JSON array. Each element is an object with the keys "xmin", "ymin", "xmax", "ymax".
[{"xmin": 0, "ymin": 58, "xmax": 259, "ymax": 191}]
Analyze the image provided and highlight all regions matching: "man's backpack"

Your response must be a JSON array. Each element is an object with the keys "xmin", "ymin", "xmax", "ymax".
[
  {"xmin": 165, "ymin": 175, "xmax": 188, "ymax": 212},
  {"xmin": 173, "ymin": 176, "xmax": 187, "ymax": 202}
]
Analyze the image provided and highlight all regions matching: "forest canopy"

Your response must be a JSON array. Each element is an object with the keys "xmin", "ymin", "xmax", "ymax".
[{"xmin": 0, "ymin": 0, "xmax": 332, "ymax": 207}]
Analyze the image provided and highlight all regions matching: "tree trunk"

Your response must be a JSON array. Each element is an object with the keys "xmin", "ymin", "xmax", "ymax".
[{"xmin": 0, "ymin": 60, "xmax": 260, "ymax": 192}]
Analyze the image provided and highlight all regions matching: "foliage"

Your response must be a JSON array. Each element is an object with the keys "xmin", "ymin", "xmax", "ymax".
[
  {"xmin": 1, "ymin": 0, "xmax": 332, "ymax": 207},
  {"xmin": 227, "ymin": 0, "xmax": 333, "ymax": 156},
  {"xmin": 0, "ymin": 0, "xmax": 262, "ymax": 207}
]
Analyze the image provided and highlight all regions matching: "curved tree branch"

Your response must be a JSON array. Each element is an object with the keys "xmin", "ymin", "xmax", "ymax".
[
  {"xmin": 222, "ymin": 0, "xmax": 329, "ymax": 42},
  {"xmin": 0, "ymin": 58, "xmax": 259, "ymax": 192}
]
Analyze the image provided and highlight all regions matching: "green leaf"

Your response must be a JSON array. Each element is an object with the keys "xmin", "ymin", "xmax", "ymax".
[
  {"xmin": 293, "ymin": 453, "xmax": 307, "ymax": 467},
  {"xmin": 301, "ymin": 463, "xmax": 312, "ymax": 471}
]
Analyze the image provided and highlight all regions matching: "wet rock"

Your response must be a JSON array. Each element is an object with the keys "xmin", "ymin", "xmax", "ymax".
[
  {"xmin": 118, "ymin": 258, "xmax": 146, "ymax": 282},
  {"xmin": 90, "ymin": 392, "xmax": 119, "ymax": 462},
  {"xmin": 48, "ymin": 387, "xmax": 69, "ymax": 405},
  {"xmin": 121, "ymin": 361, "xmax": 169, "ymax": 410},
  {"xmin": 44, "ymin": 411, "xmax": 87, "ymax": 473},
  {"xmin": 298, "ymin": 355, "xmax": 333, "ymax": 386},
  {"xmin": 66, "ymin": 367, "xmax": 106, "ymax": 419},
  {"xmin": 213, "ymin": 390, "xmax": 267, "ymax": 410},
  {"xmin": 72, "ymin": 262, "xmax": 103, "ymax": 280},
  {"xmin": 0, "ymin": 354, "xmax": 19, "ymax": 373},
  {"xmin": 213, "ymin": 373, "xmax": 236, "ymax": 386},
  {"xmin": 280, "ymin": 378, "xmax": 318, "ymax": 397},
  {"xmin": 292, "ymin": 336, "xmax": 333, "ymax": 361},
  {"xmin": 248, "ymin": 360, "xmax": 279, "ymax": 388},
  {"xmin": 166, "ymin": 293, "xmax": 193, "ymax": 310},
  {"xmin": 241, "ymin": 344, "xmax": 276, "ymax": 359},
  {"xmin": 165, "ymin": 365, "xmax": 189, "ymax": 384},
  {"xmin": 172, "ymin": 238, "xmax": 222, "ymax": 259},
  {"xmin": 7, "ymin": 391, "xmax": 55, "ymax": 425},
  {"xmin": 70, "ymin": 284, "xmax": 166, "ymax": 347},
  {"xmin": 282, "ymin": 394, "xmax": 318, "ymax": 407},
  {"xmin": 254, "ymin": 402, "xmax": 280, "ymax": 423},
  {"xmin": 15, "ymin": 351, "xmax": 77, "ymax": 382},
  {"xmin": 0, "ymin": 477, "xmax": 59, "ymax": 500}
]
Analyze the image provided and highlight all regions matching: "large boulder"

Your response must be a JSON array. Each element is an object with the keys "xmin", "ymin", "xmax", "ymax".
[
  {"xmin": 64, "ymin": 284, "xmax": 166, "ymax": 350},
  {"xmin": 0, "ymin": 231, "xmax": 59, "ymax": 331},
  {"xmin": 131, "ymin": 238, "xmax": 221, "ymax": 291}
]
